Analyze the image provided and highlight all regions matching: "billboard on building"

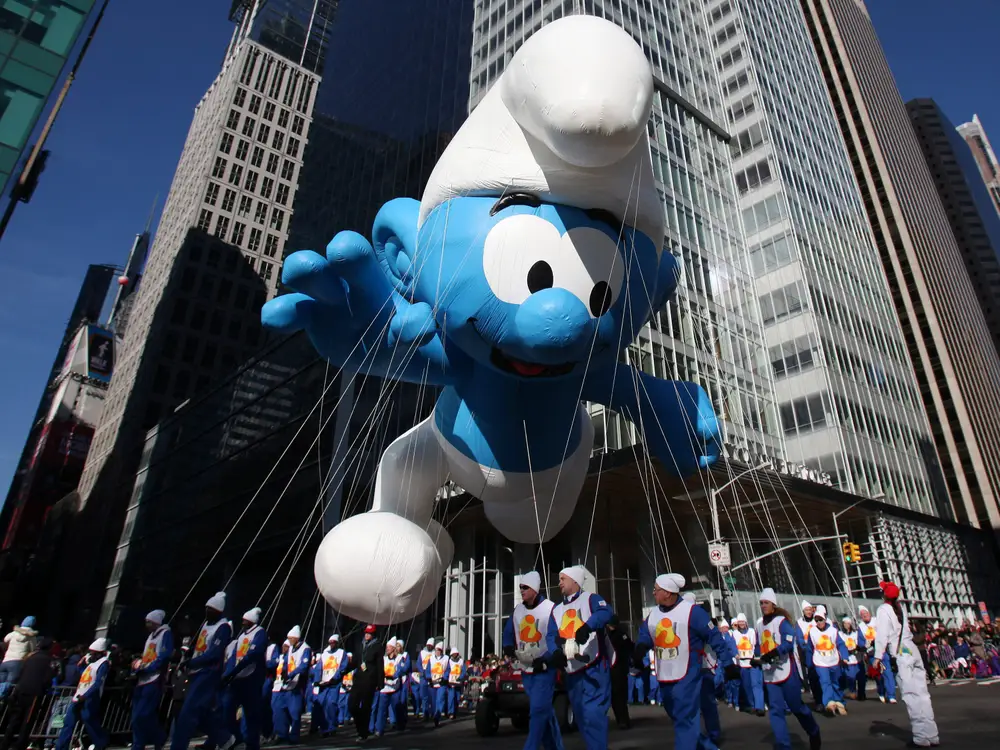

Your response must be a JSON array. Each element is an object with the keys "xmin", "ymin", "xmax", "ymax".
[{"xmin": 86, "ymin": 326, "xmax": 114, "ymax": 381}]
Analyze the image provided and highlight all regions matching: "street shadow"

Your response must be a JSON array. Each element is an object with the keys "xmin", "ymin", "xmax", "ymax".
[{"xmin": 869, "ymin": 719, "xmax": 911, "ymax": 743}]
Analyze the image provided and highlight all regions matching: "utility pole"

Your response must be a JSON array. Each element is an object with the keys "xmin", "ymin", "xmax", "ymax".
[{"xmin": 0, "ymin": 0, "xmax": 111, "ymax": 245}]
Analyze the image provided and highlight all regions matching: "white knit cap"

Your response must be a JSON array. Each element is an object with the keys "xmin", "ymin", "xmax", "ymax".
[
  {"xmin": 814, "ymin": 605, "xmax": 827, "ymax": 620},
  {"xmin": 243, "ymin": 607, "xmax": 261, "ymax": 624},
  {"xmin": 560, "ymin": 565, "xmax": 587, "ymax": 589},
  {"xmin": 89, "ymin": 638, "xmax": 109, "ymax": 652},
  {"xmin": 397, "ymin": 640, "xmax": 405, "ymax": 648},
  {"xmin": 759, "ymin": 588, "xmax": 777, "ymax": 605},
  {"xmin": 682, "ymin": 592, "xmax": 696, "ymax": 603},
  {"xmin": 450, "ymin": 647, "xmax": 460, "ymax": 655},
  {"xmin": 734, "ymin": 613, "xmax": 747, "ymax": 624},
  {"xmin": 520, "ymin": 571, "xmax": 542, "ymax": 593},
  {"xmin": 435, "ymin": 641, "xmax": 444, "ymax": 650},
  {"xmin": 858, "ymin": 605, "xmax": 869, "ymax": 615},
  {"xmin": 329, "ymin": 634, "xmax": 340, "ymax": 643},
  {"xmin": 287, "ymin": 625, "xmax": 301, "ymax": 639},
  {"xmin": 426, "ymin": 638, "xmax": 435, "ymax": 647},
  {"xmin": 654, "ymin": 573, "xmax": 685, "ymax": 593},
  {"xmin": 145, "ymin": 609, "xmax": 166, "ymax": 625},
  {"xmin": 842, "ymin": 616, "xmax": 853, "ymax": 625},
  {"xmin": 417, "ymin": 15, "xmax": 664, "ymax": 250},
  {"xmin": 719, "ymin": 619, "xmax": 730, "ymax": 628},
  {"xmin": 801, "ymin": 600, "xmax": 812, "ymax": 611},
  {"xmin": 206, "ymin": 591, "xmax": 226, "ymax": 612}
]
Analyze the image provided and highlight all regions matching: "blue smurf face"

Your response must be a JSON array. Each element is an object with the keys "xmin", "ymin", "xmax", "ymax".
[{"xmin": 411, "ymin": 194, "xmax": 663, "ymax": 378}]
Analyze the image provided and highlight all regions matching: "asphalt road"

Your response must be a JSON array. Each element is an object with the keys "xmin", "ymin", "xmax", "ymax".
[{"xmin": 295, "ymin": 677, "xmax": 999, "ymax": 749}]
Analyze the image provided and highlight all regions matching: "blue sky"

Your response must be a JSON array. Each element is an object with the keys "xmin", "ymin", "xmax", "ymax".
[{"xmin": 0, "ymin": 0, "xmax": 996, "ymax": 500}]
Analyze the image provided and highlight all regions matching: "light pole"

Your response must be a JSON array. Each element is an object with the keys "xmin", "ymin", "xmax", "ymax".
[
  {"xmin": 710, "ymin": 462, "xmax": 769, "ymax": 616},
  {"xmin": 832, "ymin": 493, "xmax": 883, "ymax": 612}
]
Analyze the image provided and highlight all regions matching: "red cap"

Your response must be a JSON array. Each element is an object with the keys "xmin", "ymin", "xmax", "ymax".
[
  {"xmin": 364, "ymin": 624, "xmax": 377, "ymax": 634},
  {"xmin": 880, "ymin": 581, "xmax": 900, "ymax": 599}
]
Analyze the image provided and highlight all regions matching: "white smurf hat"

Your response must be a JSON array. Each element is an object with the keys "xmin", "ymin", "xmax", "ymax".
[{"xmin": 418, "ymin": 15, "xmax": 665, "ymax": 250}]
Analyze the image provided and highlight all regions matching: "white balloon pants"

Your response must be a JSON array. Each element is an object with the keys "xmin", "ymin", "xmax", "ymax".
[{"xmin": 896, "ymin": 653, "xmax": 939, "ymax": 747}]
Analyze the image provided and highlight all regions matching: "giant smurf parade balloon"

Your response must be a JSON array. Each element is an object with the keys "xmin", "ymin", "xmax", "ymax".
[{"xmin": 262, "ymin": 15, "xmax": 721, "ymax": 623}]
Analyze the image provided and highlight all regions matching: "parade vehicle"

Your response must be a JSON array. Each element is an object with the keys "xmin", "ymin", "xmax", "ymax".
[{"xmin": 475, "ymin": 665, "xmax": 574, "ymax": 737}]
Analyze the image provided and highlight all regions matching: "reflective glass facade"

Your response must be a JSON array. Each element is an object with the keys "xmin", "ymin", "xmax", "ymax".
[
  {"xmin": 0, "ymin": 0, "xmax": 94, "ymax": 193},
  {"xmin": 707, "ymin": 0, "xmax": 941, "ymax": 515},
  {"xmin": 471, "ymin": 0, "xmax": 781, "ymax": 461}
]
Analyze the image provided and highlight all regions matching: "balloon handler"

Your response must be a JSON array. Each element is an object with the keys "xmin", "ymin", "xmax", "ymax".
[{"xmin": 262, "ymin": 14, "xmax": 722, "ymax": 625}]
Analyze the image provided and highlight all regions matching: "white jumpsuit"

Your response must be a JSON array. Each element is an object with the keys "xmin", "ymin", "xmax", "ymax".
[{"xmin": 874, "ymin": 603, "xmax": 938, "ymax": 747}]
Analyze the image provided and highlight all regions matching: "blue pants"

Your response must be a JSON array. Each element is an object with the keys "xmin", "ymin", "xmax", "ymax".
[
  {"xmin": 57, "ymin": 699, "xmax": 108, "ymax": 750},
  {"xmin": 806, "ymin": 664, "xmax": 822, "ymax": 704},
  {"xmin": 261, "ymin": 681, "xmax": 274, "ymax": 738},
  {"xmin": 318, "ymin": 686, "xmax": 340, "ymax": 731},
  {"xmin": 373, "ymin": 691, "xmax": 395, "ymax": 734},
  {"xmin": 132, "ymin": 682, "xmax": 165, "ymax": 750},
  {"xmin": 880, "ymin": 654, "xmax": 897, "ymax": 700},
  {"xmin": 339, "ymin": 692, "xmax": 350, "ymax": 724},
  {"xmin": 815, "ymin": 665, "xmax": 843, "ymax": 706},
  {"xmin": 764, "ymin": 674, "xmax": 820, "ymax": 750},
  {"xmin": 656, "ymin": 674, "xmax": 717, "ymax": 750},
  {"xmin": 523, "ymin": 670, "xmax": 564, "ymax": 750},
  {"xmin": 429, "ymin": 685, "xmax": 448, "ymax": 720},
  {"xmin": 224, "ymin": 677, "xmax": 263, "ymax": 750},
  {"xmin": 391, "ymin": 689, "xmax": 408, "ymax": 730},
  {"xmin": 423, "ymin": 682, "xmax": 436, "ymax": 717},
  {"xmin": 739, "ymin": 667, "xmax": 764, "ymax": 712},
  {"xmin": 841, "ymin": 664, "xmax": 860, "ymax": 697},
  {"xmin": 648, "ymin": 672, "xmax": 657, "ymax": 702},
  {"xmin": 627, "ymin": 673, "xmax": 645, "ymax": 703},
  {"xmin": 410, "ymin": 681, "xmax": 423, "ymax": 715},
  {"xmin": 447, "ymin": 684, "xmax": 462, "ymax": 715},
  {"xmin": 271, "ymin": 690, "xmax": 303, "ymax": 743},
  {"xmin": 171, "ymin": 671, "xmax": 229, "ymax": 750},
  {"xmin": 700, "ymin": 671, "xmax": 721, "ymax": 745},
  {"xmin": 565, "ymin": 664, "xmax": 610, "ymax": 750}
]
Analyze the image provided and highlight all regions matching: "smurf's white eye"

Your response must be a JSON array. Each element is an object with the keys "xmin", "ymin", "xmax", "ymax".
[
  {"xmin": 482, "ymin": 215, "xmax": 625, "ymax": 317},
  {"xmin": 482, "ymin": 215, "xmax": 562, "ymax": 305}
]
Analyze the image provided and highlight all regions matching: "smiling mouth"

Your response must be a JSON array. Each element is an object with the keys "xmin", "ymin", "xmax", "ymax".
[{"xmin": 490, "ymin": 348, "xmax": 576, "ymax": 378}]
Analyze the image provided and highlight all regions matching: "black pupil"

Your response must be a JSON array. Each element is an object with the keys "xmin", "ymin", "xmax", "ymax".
[
  {"xmin": 590, "ymin": 282, "xmax": 612, "ymax": 317},
  {"xmin": 527, "ymin": 261, "xmax": 553, "ymax": 293}
]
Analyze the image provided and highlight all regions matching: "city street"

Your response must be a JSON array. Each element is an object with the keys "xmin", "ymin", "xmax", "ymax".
[{"xmin": 298, "ymin": 680, "xmax": 999, "ymax": 749}]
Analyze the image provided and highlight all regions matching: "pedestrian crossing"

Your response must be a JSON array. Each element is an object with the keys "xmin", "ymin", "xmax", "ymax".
[{"xmin": 935, "ymin": 677, "xmax": 1000, "ymax": 686}]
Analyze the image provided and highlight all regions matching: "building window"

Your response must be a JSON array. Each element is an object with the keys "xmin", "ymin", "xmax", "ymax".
[
  {"xmin": 248, "ymin": 94, "xmax": 262, "ymax": 114},
  {"xmin": 220, "ymin": 133, "xmax": 234, "ymax": 154},
  {"xmin": 197, "ymin": 209, "xmax": 213, "ymax": 231},
  {"xmin": 270, "ymin": 208, "xmax": 285, "ymax": 231},
  {"xmin": 221, "ymin": 189, "xmax": 237, "ymax": 212},
  {"xmin": 228, "ymin": 164, "xmax": 243, "ymax": 185},
  {"xmin": 231, "ymin": 222, "xmax": 246, "ymax": 246},
  {"xmin": 278, "ymin": 108, "xmax": 289, "ymax": 128},
  {"xmin": 254, "ymin": 201, "xmax": 268, "ymax": 224},
  {"xmin": 257, "ymin": 124, "xmax": 271, "ymax": 143},
  {"xmin": 260, "ymin": 177, "xmax": 274, "ymax": 199},
  {"xmin": 251, "ymin": 146, "xmax": 264, "ymax": 167},
  {"xmin": 227, "ymin": 109, "xmax": 240, "ymax": 129},
  {"xmin": 291, "ymin": 115, "xmax": 304, "ymax": 135},
  {"xmin": 235, "ymin": 139, "xmax": 250, "ymax": 160},
  {"xmin": 264, "ymin": 234, "xmax": 279, "ymax": 257},
  {"xmin": 204, "ymin": 183, "xmax": 220, "ymax": 206},
  {"xmin": 263, "ymin": 102, "xmax": 275, "ymax": 121},
  {"xmin": 272, "ymin": 131, "xmax": 285, "ymax": 151},
  {"xmin": 215, "ymin": 216, "xmax": 230, "ymax": 239},
  {"xmin": 280, "ymin": 159, "xmax": 295, "ymax": 180},
  {"xmin": 238, "ymin": 195, "xmax": 253, "ymax": 217},
  {"xmin": 248, "ymin": 227, "xmax": 263, "ymax": 252},
  {"xmin": 734, "ymin": 159, "xmax": 772, "ymax": 194},
  {"xmin": 260, "ymin": 260, "xmax": 274, "ymax": 281},
  {"xmin": 286, "ymin": 137, "xmax": 300, "ymax": 157},
  {"xmin": 245, "ymin": 170, "xmax": 259, "ymax": 192},
  {"xmin": 275, "ymin": 183, "xmax": 290, "ymax": 205},
  {"xmin": 266, "ymin": 153, "xmax": 279, "ymax": 174},
  {"xmin": 212, "ymin": 157, "xmax": 227, "ymax": 178},
  {"xmin": 242, "ymin": 116, "xmax": 256, "ymax": 136},
  {"xmin": 234, "ymin": 87, "xmax": 247, "ymax": 107},
  {"xmin": 759, "ymin": 280, "xmax": 807, "ymax": 325}
]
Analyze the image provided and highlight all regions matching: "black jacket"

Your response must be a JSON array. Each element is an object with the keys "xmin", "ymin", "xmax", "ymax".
[
  {"xmin": 353, "ymin": 637, "xmax": 384, "ymax": 690},
  {"xmin": 14, "ymin": 650, "xmax": 57, "ymax": 697},
  {"xmin": 606, "ymin": 629, "xmax": 634, "ymax": 674}
]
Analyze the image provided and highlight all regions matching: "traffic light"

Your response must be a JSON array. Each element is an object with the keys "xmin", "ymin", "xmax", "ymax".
[
  {"xmin": 842, "ymin": 541, "xmax": 862, "ymax": 563},
  {"xmin": 842, "ymin": 541, "xmax": 853, "ymax": 562}
]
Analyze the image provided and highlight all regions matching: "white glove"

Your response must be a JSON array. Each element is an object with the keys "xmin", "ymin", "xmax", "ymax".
[{"xmin": 564, "ymin": 638, "xmax": 580, "ymax": 661}]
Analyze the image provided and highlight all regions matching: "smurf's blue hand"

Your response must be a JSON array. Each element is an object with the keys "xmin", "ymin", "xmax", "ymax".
[
  {"xmin": 261, "ymin": 232, "xmax": 456, "ymax": 385},
  {"xmin": 583, "ymin": 364, "xmax": 721, "ymax": 476}
]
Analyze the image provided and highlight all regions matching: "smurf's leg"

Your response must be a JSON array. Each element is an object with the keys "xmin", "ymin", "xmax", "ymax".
[{"xmin": 314, "ymin": 415, "xmax": 454, "ymax": 624}]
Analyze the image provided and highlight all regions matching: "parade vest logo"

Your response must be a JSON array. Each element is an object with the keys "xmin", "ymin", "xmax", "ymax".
[
  {"xmin": 79, "ymin": 667, "xmax": 94, "ymax": 691},
  {"xmin": 737, "ymin": 635, "xmax": 754, "ymax": 659},
  {"xmin": 324, "ymin": 654, "xmax": 340, "ymax": 671},
  {"xmin": 520, "ymin": 614, "xmax": 543, "ymax": 644},
  {"xmin": 194, "ymin": 629, "xmax": 209, "ymax": 656},
  {"xmin": 449, "ymin": 662, "xmax": 462, "ymax": 680},
  {"xmin": 431, "ymin": 660, "xmax": 445, "ymax": 678},
  {"xmin": 237, "ymin": 636, "xmax": 252, "ymax": 660},
  {"xmin": 141, "ymin": 641, "xmax": 158, "ymax": 666},
  {"xmin": 653, "ymin": 617, "xmax": 681, "ymax": 660},
  {"xmin": 816, "ymin": 633, "xmax": 835, "ymax": 652},
  {"xmin": 864, "ymin": 625, "xmax": 875, "ymax": 642},
  {"xmin": 844, "ymin": 635, "xmax": 856, "ymax": 651},
  {"xmin": 421, "ymin": 652, "xmax": 431, "ymax": 668},
  {"xmin": 558, "ymin": 608, "xmax": 584, "ymax": 639},
  {"xmin": 760, "ymin": 629, "xmax": 777, "ymax": 655},
  {"xmin": 384, "ymin": 659, "xmax": 396, "ymax": 678},
  {"xmin": 342, "ymin": 671, "xmax": 353, "ymax": 689}
]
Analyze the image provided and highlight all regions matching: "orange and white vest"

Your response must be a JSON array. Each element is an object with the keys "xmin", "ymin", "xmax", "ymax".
[
  {"xmin": 190, "ymin": 619, "xmax": 230, "ymax": 675},
  {"xmin": 448, "ymin": 659, "xmax": 463, "ymax": 685},
  {"xmin": 734, "ymin": 627, "xmax": 757, "ymax": 667},
  {"xmin": 840, "ymin": 630, "xmax": 859, "ymax": 665},
  {"xmin": 512, "ymin": 599, "xmax": 556, "ymax": 673},
  {"xmin": 232, "ymin": 625, "xmax": 263, "ymax": 679},
  {"xmin": 275, "ymin": 642, "xmax": 309, "ymax": 690},
  {"xmin": 860, "ymin": 620, "xmax": 877, "ymax": 649},
  {"xmin": 809, "ymin": 625, "xmax": 840, "ymax": 668},
  {"xmin": 340, "ymin": 668, "xmax": 354, "ymax": 692},
  {"xmin": 420, "ymin": 648, "xmax": 434, "ymax": 671},
  {"xmin": 321, "ymin": 648, "xmax": 345, "ymax": 683},
  {"xmin": 645, "ymin": 600, "xmax": 693, "ymax": 683},
  {"xmin": 756, "ymin": 615, "xmax": 793, "ymax": 684},
  {"xmin": 552, "ymin": 593, "xmax": 600, "ymax": 674},
  {"xmin": 428, "ymin": 655, "xmax": 448, "ymax": 685},
  {"xmin": 382, "ymin": 654, "xmax": 403, "ymax": 693},
  {"xmin": 75, "ymin": 656, "xmax": 109, "ymax": 700},
  {"xmin": 138, "ymin": 625, "xmax": 170, "ymax": 686}
]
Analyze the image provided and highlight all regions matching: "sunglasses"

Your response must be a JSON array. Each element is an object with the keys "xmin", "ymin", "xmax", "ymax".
[{"xmin": 519, "ymin": 585, "xmax": 532, "ymax": 591}]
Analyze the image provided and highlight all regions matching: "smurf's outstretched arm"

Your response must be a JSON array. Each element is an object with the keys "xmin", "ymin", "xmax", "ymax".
[
  {"xmin": 583, "ymin": 362, "xmax": 722, "ymax": 476},
  {"xmin": 262, "ymin": 231, "xmax": 461, "ymax": 386}
]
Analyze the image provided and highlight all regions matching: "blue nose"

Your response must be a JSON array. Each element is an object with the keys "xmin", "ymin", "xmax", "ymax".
[{"xmin": 510, "ymin": 288, "xmax": 595, "ymax": 363}]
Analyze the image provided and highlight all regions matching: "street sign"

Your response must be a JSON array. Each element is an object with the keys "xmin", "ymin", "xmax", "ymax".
[{"xmin": 708, "ymin": 542, "xmax": 731, "ymax": 567}]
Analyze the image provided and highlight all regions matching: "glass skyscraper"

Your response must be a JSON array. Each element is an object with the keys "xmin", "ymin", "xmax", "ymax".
[
  {"xmin": 706, "ymin": 0, "xmax": 943, "ymax": 516},
  {"xmin": 0, "ymin": 0, "xmax": 96, "ymax": 194}
]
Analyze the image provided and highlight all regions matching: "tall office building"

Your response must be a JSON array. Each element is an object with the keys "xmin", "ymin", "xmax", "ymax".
[
  {"xmin": 798, "ymin": 0, "xmax": 1000, "ymax": 531},
  {"xmin": 957, "ymin": 115, "xmax": 1000, "ymax": 218},
  {"xmin": 909, "ymin": 100, "xmax": 1000, "ymax": 362},
  {"xmin": 703, "ymin": 0, "xmax": 942, "ymax": 519}
]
